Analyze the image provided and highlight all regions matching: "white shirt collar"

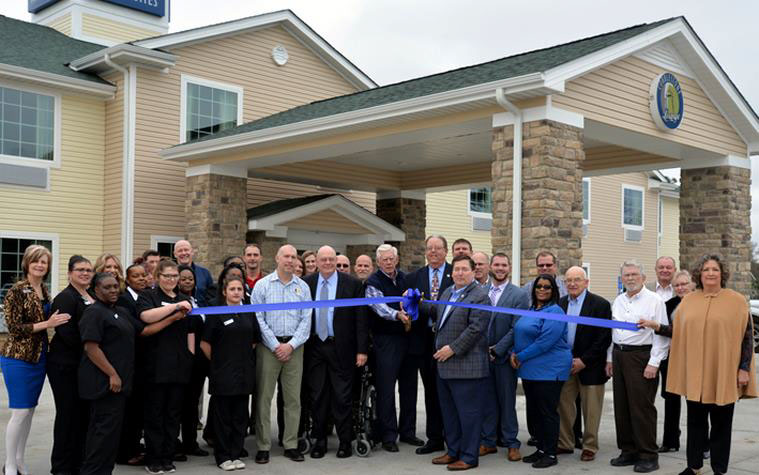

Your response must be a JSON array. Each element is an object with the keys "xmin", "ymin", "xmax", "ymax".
[{"xmin": 127, "ymin": 286, "xmax": 139, "ymax": 301}]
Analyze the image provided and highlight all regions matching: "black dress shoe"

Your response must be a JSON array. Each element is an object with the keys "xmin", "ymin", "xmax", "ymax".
[
  {"xmin": 254, "ymin": 451, "xmax": 269, "ymax": 464},
  {"xmin": 284, "ymin": 449, "xmax": 305, "ymax": 462},
  {"xmin": 527, "ymin": 436, "xmax": 538, "ymax": 446},
  {"xmin": 523, "ymin": 449, "xmax": 544, "ymax": 463},
  {"xmin": 657, "ymin": 445, "xmax": 679, "ymax": 453},
  {"xmin": 416, "ymin": 440, "xmax": 445, "ymax": 454},
  {"xmin": 382, "ymin": 441, "xmax": 399, "ymax": 452},
  {"xmin": 610, "ymin": 453, "xmax": 639, "ymax": 467},
  {"xmin": 400, "ymin": 435, "xmax": 425, "ymax": 446},
  {"xmin": 634, "ymin": 459, "xmax": 659, "ymax": 473},
  {"xmin": 310, "ymin": 444, "xmax": 326, "ymax": 459},
  {"xmin": 677, "ymin": 469, "xmax": 698, "ymax": 475},
  {"xmin": 532, "ymin": 454, "xmax": 558, "ymax": 469},
  {"xmin": 336, "ymin": 444, "xmax": 352, "ymax": 458}
]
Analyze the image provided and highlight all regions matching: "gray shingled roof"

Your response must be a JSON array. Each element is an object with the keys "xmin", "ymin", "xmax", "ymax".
[
  {"xmin": 184, "ymin": 18, "xmax": 674, "ymax": 145},
  {"xmin": 0, "ymin": 15, "xmax": 110, "ymax": 85},
  {"xmin": 247, "ymin": 194, "xmax": 336, "ymax": 219}
]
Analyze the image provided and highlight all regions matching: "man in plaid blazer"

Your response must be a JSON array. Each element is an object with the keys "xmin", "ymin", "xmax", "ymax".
[{"xmin": 421, "ymin": 254, "xmax": 490, "ymax": 471}]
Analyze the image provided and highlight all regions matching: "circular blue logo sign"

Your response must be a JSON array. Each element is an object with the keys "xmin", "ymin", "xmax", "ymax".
[{"xmin": 649, "ymin": 73, "xmax": 684, "ymax": 131}]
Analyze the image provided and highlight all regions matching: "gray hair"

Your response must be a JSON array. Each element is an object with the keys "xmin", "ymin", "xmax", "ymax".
[
  {"xmin": 673, "ymin": 269, "xmax": 692, "ymax": 282},
  {"xmin": 655, "ymin": 256, "xmax": 676, "ymax": 268},
  {"xmin": 620, "ymin": 260, "xmax": 644, "ymax": 276},
  {"xmin": 376, "ymin": 244, "xmax": 398, "ymax": 259}
]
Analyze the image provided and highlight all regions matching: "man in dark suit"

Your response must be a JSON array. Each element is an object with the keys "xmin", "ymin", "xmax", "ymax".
[
  {"xmin": 405, "ymin": 235, "xmax": 453, "ymax": 454},
  {"xmin": 556, "ymin": 266, "xmax": 612, "ymax": 461},
  {"xmin": 304, "ymin": 246, "xmax": 369, "ymax": 459},
  {"xmin": 479, "ymin": 253, "xmax": 529, "ymax": 462},
  {"xmin": 422, "ymin": 255, "xmax": 490, "ymax": 471}
]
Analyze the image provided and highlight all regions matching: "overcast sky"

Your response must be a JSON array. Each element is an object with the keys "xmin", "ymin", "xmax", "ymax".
[{"xmin": 4, "ymin": 0, "xmax": 759, "ymax": 242}]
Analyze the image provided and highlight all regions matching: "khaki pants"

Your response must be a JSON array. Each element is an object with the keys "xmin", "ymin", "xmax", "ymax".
[
  {"xmin": 255, "ymin": 344, "xmax": 304, "ymax": 451},
  {"xmin": 557, "ymin": 374, "xmax": 605, "ymax": 453}
]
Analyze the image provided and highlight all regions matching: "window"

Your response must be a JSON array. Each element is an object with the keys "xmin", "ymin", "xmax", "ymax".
[
  {"xmin": 582, "ymin": 178, "xmax": 590, "ymax": 223},
  {"xmin": 181, "ymin": 75, "xmax": 243, "ymax": 142},
  {"xmin": 469, "ymin": 187, "xmax": 492, "ymax": 214},
  {"xmin": 0, "ymin": 86, "xmax": 55, "ymax": 163},
  {"xmin": 582, "ymin": 262, "xmax": 590, "ymax": 288},
  {"xmin": 0, "ymin": 236, "xmax": 54, "ymax": 290},
  {"xmin": 622, "ymin": 185, "xmax": 644, "ymax": 229},
  {"xmin": 151, "ymin": 235, "xmax": 183, "ymax": 259}
]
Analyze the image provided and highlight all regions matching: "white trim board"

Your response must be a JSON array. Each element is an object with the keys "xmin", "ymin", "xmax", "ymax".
[
  {"xmin": 492, "ymin": 105, "xmax": 584, "ymax": 129},
  {"xmin": 179, "ymin": 74, "xmax": 244, "ymax": 145}
]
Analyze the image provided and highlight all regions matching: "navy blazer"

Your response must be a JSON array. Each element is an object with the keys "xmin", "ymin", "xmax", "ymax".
[
  {"xmin": 558, "ymin": 291, "xmax": 612, "ymax": 385},
  {"xmin": 486, "ymin": 282, "xmax": 529, "ymax": 365},
  {"xmin": 406, "ymin": 262, "xmax": 453, "ymax": 326},
  {"xmin": 422, "ymin": 281, "xmax": 490, "ymax": 380}
]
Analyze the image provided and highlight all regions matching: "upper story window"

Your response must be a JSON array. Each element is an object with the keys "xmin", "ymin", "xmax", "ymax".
[
  {"xmin": 469, "ymin": 187, "xmax": 492, "ymax": 214},
  {"xmin": 622, "ymin": 185, "xmax": 644, "ymax": 229},
  {"xmin": 0, "ymin": 86, "xmax": 55, "ymax": 162},
  {"xmin": 0, "ymin": 236, "xmax": 54, "ymax": 291},
  {"xmin": 181, "ymin": 75, "xmax": 243, "ymax": 142}
]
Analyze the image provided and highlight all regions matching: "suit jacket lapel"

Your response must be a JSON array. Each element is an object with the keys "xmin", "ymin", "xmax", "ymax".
[
  {"xmin": 439, "ymin": 282, "xmax": 476, "ymax": 332},
  {"xmin": 496, "ymin": 283, "xmax": 514, "ymax": 307}
]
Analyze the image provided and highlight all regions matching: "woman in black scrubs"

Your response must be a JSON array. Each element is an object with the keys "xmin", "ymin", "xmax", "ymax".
[
  {"xmin": 48, "ymin": 255, "xmax": 94, "ymax": 475},
  {"xmin": 116, "ymin": 264, "xmax": 149, "ymax": 466},
  {"xmin": 176, "ymin": 264, "xmax": 210, "ymax": 458},
  {"xmin": 200, "ymin": 276, "xmax": 260, "ymax": 471},
  {"xmin": 137, "ymin": 259, "xmax": 194, "ymax": 475},
  {"xmin": 78, "ymin": 272, "xmax": 140, "ymax": 475}
]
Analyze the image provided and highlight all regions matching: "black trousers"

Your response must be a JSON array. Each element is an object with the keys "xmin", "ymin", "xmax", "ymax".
[
  {"xmin": 659, "ymin": 358, "xmax": 682, "ymax": 448},
  {"xmin": 686, "ymin": 401, "xmax": 735, "ymax": 474},
  {"xmin": 612, "ymin": 348, "xmax": 659, "ymax": 461},
  {"xmin": 522, "ymin": 380, "xmax": 564, "ymax": 456},
  {"xmin": 210, "ymin": 394, "xmax": 249, "ymax": 465},
  {"xmin": 307, "ymin": 338, "xmax": 354, "ymax": 444},
  {"xmin": 373, "ymin": 333, "xmax": 418, "ymax": 443},
  {"xmin": 418, "ymin": 328, "xmax": 444, "ymax": 443},
  {"xmin": 47, "ymin": 361, "xmax": 89, "ymax": 474},
  {"xmin": 144, "ymin": 383, "xmax": 185, "ymax": 465},
  {"xmin": 117, "ymin": 370, "xmax": 145, "ymax": 462},
  {"xmin": 80, "ymin": 392, "xmax": 127, "ymax": 475},
  {"xmin": 180, "ymin": 358, "xmax": 207, "ymax": 451}
]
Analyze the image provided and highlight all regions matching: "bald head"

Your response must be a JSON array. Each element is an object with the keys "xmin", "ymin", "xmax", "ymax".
[
  {"xmin": 564, "ymin": 265, "xmax": 588, "ymax": 298},
  {"xmin": 275, "ymin": 244, "xmax": 298, "ymax": 278},
  {"xmin": 316, "ymin": 245, "xmax": 337, "ymax": 278},
  {"xmin": 173, "ymin": 240, "xmax": 194, "ymax": 265},
  {"xmin": 472, "ymin": 251, "xmax": 490, "ymax": 284},
  {"xmin": 336, "ymin": 254, "xmax": 350, "ymax": 273},
  {"xmin": 354, "ymin": 254, "xmax": 373, "ymax": 281}
]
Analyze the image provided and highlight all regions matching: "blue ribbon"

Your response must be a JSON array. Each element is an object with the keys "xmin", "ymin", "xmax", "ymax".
[{"xmin": 188, "ymin": 289, "xmax": 638, "ymax": 331}]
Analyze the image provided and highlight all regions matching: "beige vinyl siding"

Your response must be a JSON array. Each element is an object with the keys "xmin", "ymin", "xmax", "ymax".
[
  {"xmin": 426, "ymin": 189, "xmax": 492, "ymax": 254},
  {"xmin": 583, "ymin": 173, "xmax": 660, "ymax": 300},
  {"xmin": 283, "ymin": 210, "xmax": 373, "ymax": 234},
  {"xmin": 103, "ymin": 72, "xmax": 123, "ymax": 258},
  {"xmin": 659, "ymin": 196, "xmax": 680, "ymax": 268},
  {"xmin": 81, "ymin": 13, "xmax": 160, "ymax": 43},
  {"xmin": 553, "ymin": 56, "xmax": 747, "ymax": 157},
  {"xmin": 132, "ymin": 25, "xmax": 363, "ymax": 258},
  {"xmin": 44, "ymin": 13, "xmax": 72, "ymax": 36},
  {"xmin": 0, "ymin": 94, "xmax": 105, "ymax": 292}
]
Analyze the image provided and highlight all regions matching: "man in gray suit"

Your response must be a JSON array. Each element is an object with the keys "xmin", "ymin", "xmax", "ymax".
[
  {"xmin": 480, "ymin": 252, "xmax": 529, "ymax": 462},
  {"xmin": 422, "ymin": 255, "xmax": 490, "ymax": 471}
]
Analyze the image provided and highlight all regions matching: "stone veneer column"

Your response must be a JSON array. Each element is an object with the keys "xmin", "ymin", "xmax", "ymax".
[
  {"xmin": 186, "ymin": 172, "xmax": 248, "ymax": 278},
  {"xmin": 679, "ymin": 166, "xmax": 752, "ymax": 296},
  {"xmin": 491, "ymin": 120, "xmax": 585, "ymax": 285},
  {"xmin": 345, "ymin": 244, "xmax": 378, "ymax": 268},
  {"xmin": 376, "ymin": 191, "xmax": 426, "ymax": 272}
]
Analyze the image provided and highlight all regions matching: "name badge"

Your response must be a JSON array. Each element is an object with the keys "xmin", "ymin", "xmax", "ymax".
[
  {"xmin": 223, "ymin": 318, "xmax": 234, "ymax": 326},
  {"xmin": 22, "ymin": 288, "xmax": 33, "ymax": 294},
  {"xmin": 161, "ymin": 301, "xmax": 173, "ymax": 307},
  {"xmin": 83, "ymin": 299, "xmax": 93, "ymax": 305}
]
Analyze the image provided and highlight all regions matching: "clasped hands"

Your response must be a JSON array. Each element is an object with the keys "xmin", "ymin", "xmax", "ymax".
[{"xmin": 274, "ymin": 342, "xmax": 294, "ymax": 362}]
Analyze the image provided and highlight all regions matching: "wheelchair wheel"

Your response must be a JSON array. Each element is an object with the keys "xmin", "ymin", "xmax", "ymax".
[
  {"xmin": 297, "ymin": 435, "xmax": 312, "ymax": 454},
  {"xmin": 354, "ymin": 437, "xmax": 372, "ymax": 457}
]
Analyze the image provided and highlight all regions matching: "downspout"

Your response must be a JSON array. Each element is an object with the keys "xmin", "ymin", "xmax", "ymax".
[
  {"xmin": 104, "ymin": 54, "xmax": 135, "ymax": 264},
  {"xmin": 495, "ymin": 88, "xmax": 523, "ymax": 284}
]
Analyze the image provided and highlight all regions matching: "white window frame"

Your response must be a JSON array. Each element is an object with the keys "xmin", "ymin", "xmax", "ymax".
[
  {"xmin": 621, "ymin": 184, "xmax": 645, "ymax": 231},
  {"xmin": 0, "ymin": 230, "xmax": 60, "ymax": 293},
  {"xmin": 179, "ymin": 74, "xmax": 244, "ymax": 143},
  {"xmin": 150, "ymin": 235, "xmax": 183, "ymax": 258},
  {"xmin": 467, "ymin": 187, "xmax": 493, "ymax": 219},
  {"xmin": 0, "ymin": 80, "xmax": 62, "ymax": 169},
  {"xmin": 582, "ymin": 177, "xmax": 591, "ymax": 224}
]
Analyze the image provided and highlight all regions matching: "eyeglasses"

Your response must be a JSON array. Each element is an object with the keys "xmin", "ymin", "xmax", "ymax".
[
  {"xmin": 160, "ymin": 273, "xmax": 180, "ymax": 279},
  {"xmin": 336, "ymin": 264, "xmax": 350, "ymax": 268},
  {"xmin": 73, "ymin": 268, "xmax": 93, "ymax": 273},
  {"xmin": 534, "ymin": 284, "xmax": 553, "ymax": 290},
  {"xmin": 537, "ymin": 263, "xmax": 554, "ymax": 268}
]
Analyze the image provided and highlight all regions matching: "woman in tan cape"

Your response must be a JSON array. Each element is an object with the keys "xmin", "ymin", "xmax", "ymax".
[{"xmin": 667, "ymin": 254, "xmax": 757, "ymax": 475}]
